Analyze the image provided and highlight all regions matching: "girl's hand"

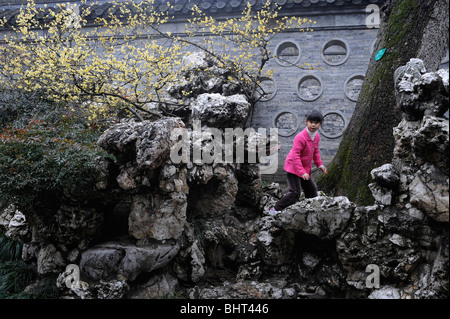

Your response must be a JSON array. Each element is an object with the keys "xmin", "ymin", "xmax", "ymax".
[
  {"xmin": 320, "ymin": 166, "xmax": 328, "ymax": 175},
  {"xmin": 302, "ymin": 173, "xmax": 310, "ymax": 180}
]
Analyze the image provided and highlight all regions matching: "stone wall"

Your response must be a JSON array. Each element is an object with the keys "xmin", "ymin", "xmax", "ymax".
[{"xmin": 252, "ymin": 26, "xmax": 379, "ymax": 182}]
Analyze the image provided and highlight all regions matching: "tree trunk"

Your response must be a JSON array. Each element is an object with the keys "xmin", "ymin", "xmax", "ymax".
[{"xmin": 317, "ymin": 0, "xmax": 449, "ymax": 205}]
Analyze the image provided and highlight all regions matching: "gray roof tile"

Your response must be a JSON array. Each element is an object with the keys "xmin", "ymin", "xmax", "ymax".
[{"xmin": 0, "ymin": 0, "xmax": 386, "ymax": 29}]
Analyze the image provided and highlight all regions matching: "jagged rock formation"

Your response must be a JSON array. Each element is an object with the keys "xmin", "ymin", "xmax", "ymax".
[{"xmin": 0, "ymin": 57, "xmax": 448, "ymax": 299}]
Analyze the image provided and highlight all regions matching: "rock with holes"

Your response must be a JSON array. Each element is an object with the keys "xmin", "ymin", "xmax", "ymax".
[
  {"xmin": 128, "ymin": 192, "xmax": 187, "ymax": 241},
  {"xmin": 97, "ymin": 117, "xmax": 185, "ymax": 169},
  {"xmin": 187, "ymin": 164, "xmax": 238, "ymax": 218},
  {"xmin": 276, "ymin": 196, "xmax": 355, "ymax": 239},
  {"xmin": 394, "ymin": 58, "xmax": 449, "ymax": 120},
  {"xmin": 409, "ymin": 163, "xmax": 449, "ymax": 223},
  {"xmin": 191, "ymin": 93, "xmax": 250, "ymax": 128}
]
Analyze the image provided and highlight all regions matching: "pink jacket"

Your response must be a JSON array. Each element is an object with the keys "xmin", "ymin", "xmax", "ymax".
[{"xmin": 283, "ymin": 128, "xmax": 323, "ymax": 177}]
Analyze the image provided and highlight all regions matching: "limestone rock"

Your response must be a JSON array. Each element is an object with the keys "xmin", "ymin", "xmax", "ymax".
[
  {"xmin": 259, "ymin": 182, "xmax": 283, "ymax": 215},
  {"xmin": 368, "ymin": 182, "xmax": 393, "ymax": 206},
  {"xmin": 277, "ymin": 196, "xmax": 355, "ymax": 239},
  {"xmin": 411, "ymin": 115, "xmax": 449, "ymax": 175},
  {"xmin": 409, "ymin": 163, "xmax": 449, "ymax": 223},
  {"xmin": 172, "ymin": 222, "xmax": 206, "ymax": 283},
  {"xmin": 37, "ymin": 244, "xmax": 66, "ymax": 275},
  {"xmin": 393, "ymin": 119, "xmax": 421, "ymax": 163},
  {"xmin": 159, "ymin": 164, "xmax": 189, "ymax": 194},
  {"xmin": 256, "ymin": 216, "xmax": 295, "ymax": 266},
  {"xmin": 127, "ymin": 269, "xmax": 179, "ymax": 299},
  {"xmin": 234, "ymin": 163, "xmax": 262, "ymax": 211},
  {"xmin": 97, "ymin": 117, "xmax": 185, "ymax": 169},
  {"xmin": 370, "ymin": 164, "xmax": 399, "ymax": 188},
  {"xmin": 188, "ymin": 166, "xmax": 238, "ymax": 218},
  {"xmin": 368, "ymin": 286, "xmax": 401, "ymax": 299},
  {"xmin": 79, "ymin": 239, "xmax": 180, "ymax": 281},
  {"xmin": 167, "ymin": 52, "xmax": 234, "ymax": 101},
  {"xmin": 56, "ymin": 266, "xmax": 93, "ymax": 299},
  {"xmin": 201, "ymin": 215, "xmax": 259, "ymax": 268},
  {"xmin": 336, "ymin": 204, "xmax": 443, "ymax": 294},
  {"xmin": 414, "ymin": 230, "xmax": 449, "ymax": 299},
  {"xmin": 8, "ymin": 55, "xmax": 450, "ymax": 300},
  {"xmin": 53, "ymin": 204, "xmax": 104, "ymax": 249},
  {"xmin": 0, "ymin": 204, "xmax": 15, "ymax": 230},
  {"xmin": 394, "ymin": 59, "xmax": 449, "ymax": 120},
  {"xmin": 128, "ymin": 192, "xmax": 187, "ymax": 241},
  {"xmin": 90, "ymin": 156, "xmax": 119, "ymax": 190},
  {"xmin": 181, "ymin": 51, "xmax": 208, "ymax": 70},
  {"xmin": 0, "ymin": 204, "xmax": 30, "ymax": 241},
  {"xmin": 191, "ymin": 93, "xmax": 250, "ymax": 128},
  {"xmin": 93, "ymin": 278, "xmax": 130, "ymax": 299}
]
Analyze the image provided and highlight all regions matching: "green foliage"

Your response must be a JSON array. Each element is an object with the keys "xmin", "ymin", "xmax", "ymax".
[
  {"xmin": 0, "ymin": 233, "xmax": 22, "ymax": 262},
  {"xmin": 0, "ymin": 233, "xmax": 35, "ymax": 298},
  {"xmin": 0, "ymin": 233, "xmax": 23, "ymax": 262},
  {"xmin": 0, "ymin": 260, "xmax": 36, "ymax": 298},
  {"xmin": 0, "ymin": 89, "xmax": 111, "ymax": 212},
  {"xmin": 0, "ymin": 233, "xmax": 59, "ymax": 299},
  {"xmin": 1, "ymin": 91, "xmax": 40, "ymax": 125}
]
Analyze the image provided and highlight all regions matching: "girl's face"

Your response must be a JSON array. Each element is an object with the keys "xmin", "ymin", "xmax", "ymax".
[{"xmin": 306, "ymin": 120, "xmax": 321, "ymax": 132}]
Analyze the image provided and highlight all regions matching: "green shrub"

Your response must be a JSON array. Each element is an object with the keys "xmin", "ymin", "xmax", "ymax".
[
  {"xmin": 0, "ymin": 233, "xmax": 22, "ymax": 262},
  {"xmin": 0, "ymin": 260, "xmax": 36, "ymax": 298},
  {"xmin": 0, "ymin": 233, "xmax": 60, "ymax": 299},
  {"xmin": 0, "ymin": 233, "xmax": 35, "ymax": 298},
  {"xmin": 0, "ymin": 89, "xmax": 111, "ymax": 212},
  {"xmin": 0, "ymin": 114, "xmax": 108, "ymax": 210},
  {"xmin": 0, "ymin": 89, "xmax": 50, "ymax": 127}
]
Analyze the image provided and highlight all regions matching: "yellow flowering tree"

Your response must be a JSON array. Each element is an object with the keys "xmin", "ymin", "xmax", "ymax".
[{"xmin": 0, "ymin": 0, "xmax": 315, "ymax": 124}]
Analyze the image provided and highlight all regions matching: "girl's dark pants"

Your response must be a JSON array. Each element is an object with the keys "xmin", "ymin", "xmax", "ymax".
[{"xmin": 274, "ymin": 172, "xmax": 318, "ymax": 211}]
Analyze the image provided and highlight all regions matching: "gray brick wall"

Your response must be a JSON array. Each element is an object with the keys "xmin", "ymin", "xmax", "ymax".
[{"xmin": 251, "ymin": 24, "xmax": 379, "ymax": 183}]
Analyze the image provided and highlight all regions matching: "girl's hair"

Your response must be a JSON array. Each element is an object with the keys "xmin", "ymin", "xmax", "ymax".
[{"xmin": 305, "ymin": 110, "xmax": 324, "ymax": 123}]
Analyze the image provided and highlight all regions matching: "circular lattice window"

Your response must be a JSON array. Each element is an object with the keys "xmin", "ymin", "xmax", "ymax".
[
  {"xmin": 256, "ymin": 76, "xmax": 277, "ymax": 101},
  {"xmin": 321, "ymin": 39, "xmax": 350, "ymax": 66},
  {"xmin": 319, "ymin": 111, "xmax": 347, "ymax": 139},
  {"xmin": 297, "ymin": 75, "xmax": 323, "ymax": 101},
  {"xmin": 344, "ymin": 74, "xmax": 364, "ymax": 101},
  {"xmin": 275, "ymin": 41, "xmax": 301, "ymax": 67},
  {"xmin": 273, "ymin": 111, "xmax": 300, "ymax": 137}
]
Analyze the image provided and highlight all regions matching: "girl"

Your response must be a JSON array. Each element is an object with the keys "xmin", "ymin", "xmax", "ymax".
[{"xmin": 269, "ymin": 110, "xmax": 328, "ymax": 215}]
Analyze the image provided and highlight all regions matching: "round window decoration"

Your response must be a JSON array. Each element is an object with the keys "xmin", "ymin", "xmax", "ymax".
[
  {"xmin": 256, "ymin": 76, "xmax": 277, "ymax": 101},
  {"xmin": 321, "ymin": 39, "xmax": 350, "ymax": 66},
  {"xmin": 275, "ymin": 41, "xmax": 301, "ymax": 67},
  {"xmin": 297, "ymin": 75, "xmax": 323, "ymax": 101},
  {"xmin": 344, "ymin": 74, "xmax": 364, "ymax": 101},
  {"xmin": 319, "ymin": 111, "xmax": 347, "ymax": 139},
  {"xmin": 273, "ymin": 111, "xmax": 300, "ymax": 137}
]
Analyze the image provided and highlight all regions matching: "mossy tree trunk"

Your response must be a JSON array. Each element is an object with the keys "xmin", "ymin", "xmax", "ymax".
[{"xmin": 318, "ymin": 0, "xmax": 449, "ymax": 205}]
